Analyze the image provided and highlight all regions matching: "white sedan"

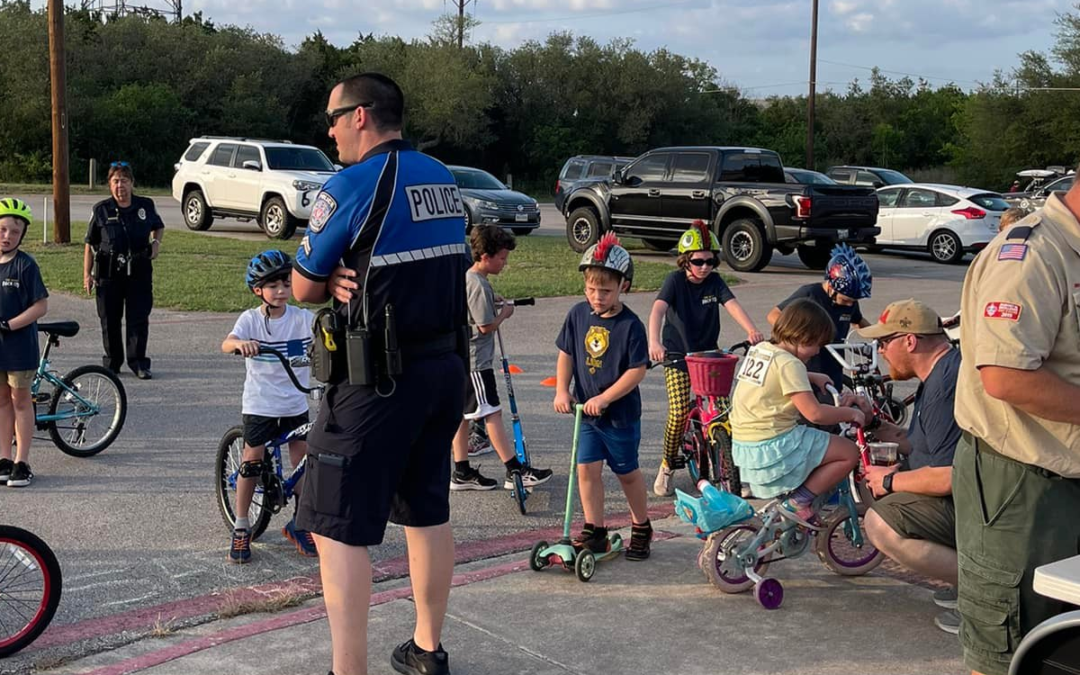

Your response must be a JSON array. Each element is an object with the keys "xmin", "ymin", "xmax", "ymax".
[{"xmin": 873, "ymin": 184, "xmax": 1007, "ymax": 264}]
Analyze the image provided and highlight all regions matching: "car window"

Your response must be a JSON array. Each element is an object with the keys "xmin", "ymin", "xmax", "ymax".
[
  {"xmin": 969, "ymin": 193, "xmax": 1010, "ymax": 211},
  {"xmin": 625, "ymin": 154, "xmax": 669, "ymax": 183},
  {"xmin": 877, "ymin": 188, "xmax": 902, "ymax": 208},
  {"xmin": 829, "ymin": 169, "xmax": 852, "ymax": 183},
  {"xmin": 785, "ymin": 171, "xmax": 798, "ymax": 184},
  {"xmin": 561, "ymin": 160, "xmax": 587, "ymax": 180},
  {"xmin": 234, "ymin": 145, "xmax": 262, "ymax": 168},
  {"xmin": 451, "ymin": 169, "xmax": 506, "ymax": 190},
  {"xmin": 720, "ymin": 151, "xmax": 784, "ymax": 183},
  {"xmin": 208, "ymin": 143, "xmax": 237, "ymax": 167},
  {"xmin": 900, "ymin": 188, "xmax": 938, "ymax": 208},
  {"xmin": 671, "ymin": 153, "xmax": 711, "ymax": 183},
  {"xmin": 877, "ymin": 169, "xmax": 913, "ymax": 185},
  {"xmin": 937, "ymin": 193, "xmax": 959, "ymax": 207},
  {"xmin": 264, "ymin": 147, "xmax": 335, "ymax": 172},
  {"xmin": 1043, "ymin": 176, "xmax": 1074, "ymax": 193},
  {"xmin": 183, "ymin": 142, "xmax": 210, "ymax": 162},
  {"xmin": 586, "ymin": 161, "xmax": 613, "ymax": 178},
  {"xmin": 855, "ymin": 170, "xmax": 881, "ymax": 186}
]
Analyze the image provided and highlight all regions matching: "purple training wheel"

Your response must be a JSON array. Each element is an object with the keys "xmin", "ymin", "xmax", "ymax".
[{"xmin": 755, "ymin": 577, "xmax": 784, "ymax": 610}]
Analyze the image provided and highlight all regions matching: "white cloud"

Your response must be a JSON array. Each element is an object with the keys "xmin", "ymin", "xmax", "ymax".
[
  {"xmin": 845, "ymin": 12, "xmax": 873, "ymax": 32},
  {"xmin": 830, "ymin": 0, "xmax": 859, "ymax": 15}
]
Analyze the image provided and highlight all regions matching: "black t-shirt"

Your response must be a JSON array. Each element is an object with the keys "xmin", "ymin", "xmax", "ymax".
[
  {"xmin": 906, "ymin": 349, "xmax": 962, "ymax": 471},
  {"xmin": 0, "ymin": 251, "xmax": 49, "ymax": 371},
  {"xmin": 658, "ymin": 270, "xmax": 736, "ymax": 371},
  {"xmin": 776, "ymin": 283, "xmax": 863, "ymax": 387},
  {"xmin": 556, "ymin": 301, "xmax": 648, "ymax": 428},
  {"xmin": 85, "ymin": 196, "xmax": 164, "ymax": 256}
]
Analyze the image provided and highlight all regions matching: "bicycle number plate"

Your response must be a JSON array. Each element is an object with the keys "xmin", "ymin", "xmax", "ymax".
[{"xmin": 736, "ymin": 347, "xmax": 773, "ymax": 387}]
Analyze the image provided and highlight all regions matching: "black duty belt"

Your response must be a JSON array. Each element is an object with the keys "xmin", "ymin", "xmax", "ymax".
[{"xmin": 400, "ymin": 332, "xmax": 457, "ymax": 360}]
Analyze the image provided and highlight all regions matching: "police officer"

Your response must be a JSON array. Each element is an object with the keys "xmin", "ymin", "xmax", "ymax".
[
  {"xmin": 82, "ymin": 162, "xmax": 163, "ymax": 379},
  {"xmin": 954, "ymin": 178, "xmax": 1080, "ymax": 675},
  {"xmin": 291, "ymin": 73, "xmax": 468, "ymax": 675}
]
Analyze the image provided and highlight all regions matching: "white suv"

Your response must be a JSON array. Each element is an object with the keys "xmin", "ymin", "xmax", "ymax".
[{"xmin": 172, "ymin": 137, "xmax": 338, "ymax": 240}]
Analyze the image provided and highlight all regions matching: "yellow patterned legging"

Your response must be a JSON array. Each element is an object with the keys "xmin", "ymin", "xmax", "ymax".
[{"xmin": 663, "ymin": 367, "xmax": 693, "ymax": 466}]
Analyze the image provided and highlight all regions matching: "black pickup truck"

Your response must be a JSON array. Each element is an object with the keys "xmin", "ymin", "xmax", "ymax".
[{"xmin": 561, "ymin": 146, "xmax": 880, "ymax": 272}]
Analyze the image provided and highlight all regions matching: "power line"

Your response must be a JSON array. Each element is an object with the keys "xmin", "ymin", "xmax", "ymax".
[{"xmin": 479, "ymin": 0, "xmax": 703, "ymax": 25}]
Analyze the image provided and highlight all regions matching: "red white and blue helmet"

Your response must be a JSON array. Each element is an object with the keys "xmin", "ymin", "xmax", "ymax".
[
  {"xmin": 579, "ymin": 232, "xmax": 634, "ymax": 283},
  {"xmin": 825, "ymin": 243, "xmax": 872, "ymax": 300}
]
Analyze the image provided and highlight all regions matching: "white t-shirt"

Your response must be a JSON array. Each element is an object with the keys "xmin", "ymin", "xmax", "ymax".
[{"xmin": 230, "ymin": 305, "xmax": 314, "ymax": 417}]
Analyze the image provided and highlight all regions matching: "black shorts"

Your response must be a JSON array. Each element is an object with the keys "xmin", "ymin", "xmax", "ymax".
[
  {"xmin": 242, "ymin": 412, "xmax": 310, "ymax": 447},
  {"xmin": 464, "ymin": 368, "xmax": 501, "ymax": 420},
  {"xmin": 296, "ymin": 353, "xmax": 465, "ymax": 546}
]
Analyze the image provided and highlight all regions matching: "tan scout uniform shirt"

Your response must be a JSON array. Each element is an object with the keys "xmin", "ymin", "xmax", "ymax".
[{"xmin": 955, "ymin": 193, "xmax": 1080, "ymax": 476}]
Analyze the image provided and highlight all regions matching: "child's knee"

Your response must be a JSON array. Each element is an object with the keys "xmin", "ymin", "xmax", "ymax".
[
  {"xmin": 10, "ymin": 388, "xmax": 32, "ymax": 412},
  {"xmin": 241, "ymin": 444, "xmax": 266, "ymax": 461},
  {"xmin": 615, "ymin": 467, "xmax": 642, "ymax": 483}
]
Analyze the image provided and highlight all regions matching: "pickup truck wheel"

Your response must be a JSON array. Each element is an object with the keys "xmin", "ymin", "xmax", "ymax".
[
  {"xmin": 566, "ymin": 207, "xmax": 601, "ymax": 253},
  {"xmin": 261, "ymin": 197, "xmax": 299, "ymax": 240},
  {"xmin": 722, "ymin": 219, "xmax": 772, "ymax": 273},
  {"xmin": 463, "ymin": 209, "xmax": 473, "ymax": 234},
  {"xmin": 796, "ymin": 243, "xmax": 832, "ymax": 270},
  {"xmin": 928, "ymin": 230, "xmax": 964, "ymax": 264},
  {"xmin": 183, "ymin": 190, "xmax": 213, "ymax": 231},
  {"xmin": 639, "ymin": 238, "xmax": 671, "ymax": 252}
]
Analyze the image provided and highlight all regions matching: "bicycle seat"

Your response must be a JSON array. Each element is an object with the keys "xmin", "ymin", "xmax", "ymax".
[{"xmin": 37, "ymin": 321, "xmax": 80, "ymax": 338}]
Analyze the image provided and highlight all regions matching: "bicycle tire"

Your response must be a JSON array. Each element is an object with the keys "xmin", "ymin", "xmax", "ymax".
[
  {"xmin": 709, "ymin": 426, "xmax": 740, "ymax": 493},
  {"xmin": 0, "ymin": 526, "xmax": 63, "ymax": 658},
  {"xmin": 214, "ymin": 426, "xmax": 272, "ymax": 541},
  {"xmin": 47, "ymin": 365, "xmax": 127, "ymax": 457},
  {"xmin": 683, "ymin": 427, "xmax": 707, "ymax": 484}
]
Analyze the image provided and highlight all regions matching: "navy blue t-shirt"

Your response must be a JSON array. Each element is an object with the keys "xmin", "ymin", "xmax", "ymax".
[
  {"xmin": 906, "ymin": 349, "xmax": 962, "ymax": 471},
  {"xmin": 556, "ymin": 302, "xmax": 648, "ymax": 428},
  {"xmin": 776, "ymin": 283, "xmax": 863, "ymax": 387},
  {"xmin": 0, "ymin": 251, "xmax": 49, "ymax": 371},
  {"xmin": 658, "ymin": 270, "xmax": 736, "ymax": 372}
]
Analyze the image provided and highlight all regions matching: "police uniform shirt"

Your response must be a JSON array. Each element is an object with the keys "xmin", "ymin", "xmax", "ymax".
[
  {"xmin": 955, "ymin": 193, "xmax": 1080, "ymax": 477},
  {"xmin": 85, "ymin": 196, "xmax": 164, "ymax": 257},
  {"xmin": 294, "ymin": 139, "xmax": 469, "ymax": 342},
  {"xmin": 0, "ymin": 250, "xmax": 49, "ymax": 371}
]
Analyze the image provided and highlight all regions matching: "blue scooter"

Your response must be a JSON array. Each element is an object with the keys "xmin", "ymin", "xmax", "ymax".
[{"xmin": 496, "ymin": 297, "xmax": 535, "ymax": 514}]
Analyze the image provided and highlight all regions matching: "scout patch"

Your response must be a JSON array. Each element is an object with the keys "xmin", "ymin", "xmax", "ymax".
[
  {"xmin": 984, "ymin": 302, "xmax": 1022, "ymax": 321},
  {"xmin": 997, "ymin": 244, "xmax": 1028, "ymax": 261},
  {"xmin": 308, "ymin": 192, "xmax": 337, "ymax": 234},
  {"xmin": 138, "ymin": 208, "xmax": 147, "ymax": 221}
]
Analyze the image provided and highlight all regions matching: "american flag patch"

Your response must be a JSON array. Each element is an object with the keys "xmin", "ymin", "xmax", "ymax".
[{"xmin": 997, "ymin": 244, "xmax": 1028, "ymax": 261}]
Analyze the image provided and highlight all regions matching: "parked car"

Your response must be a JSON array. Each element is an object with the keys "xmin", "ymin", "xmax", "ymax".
[
  {"xmin": 561, "ymin": 146, "xmax": 880, "ymax": 272},
  {"xmin": 785, "ymin": 168, "xmax": 837, "ymax": 185},
  {"xmin": 449, "ymin": 166, "xmax": 541, "ymax": 236},
  {"xmin": 172, "ymin": 137, "xmax": 337, "ymax": 239},
  {"xmin": 874, "ymin": 184, "xmax": 1006, "ymax": 264},
  {"xmin": 827, "ymin": 165, "xmax": 913, "ymax": 188},
  {"xmin": 554, "ymin": 155, "xmax": 633, "ymax": 211},
  {"xmin": 1004, "ymin": 172, "xmax": 1074, "ymax": 213}
]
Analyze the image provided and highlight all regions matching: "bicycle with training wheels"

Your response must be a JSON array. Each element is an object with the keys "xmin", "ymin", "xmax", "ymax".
[
  {"xmin": 214, "ymin": 347, "xmax": 323, "ymax": 539},
  {"xmin": 30, "ymin": 321, "xmax": 127, "ymax": 457},
  {"xmin": 0, "ymin": 525, "xmax": 62, "ymax": 657}
]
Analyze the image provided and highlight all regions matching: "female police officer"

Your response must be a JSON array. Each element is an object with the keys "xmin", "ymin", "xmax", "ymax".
[{"xmin": 82, "ymin": 162, "xmax": 164, "ymax": 379}]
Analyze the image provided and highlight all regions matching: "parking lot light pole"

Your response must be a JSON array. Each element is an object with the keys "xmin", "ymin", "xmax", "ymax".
[{"xmin": 806, "ymin": 0, "xmax": 819, "ymax": 171}]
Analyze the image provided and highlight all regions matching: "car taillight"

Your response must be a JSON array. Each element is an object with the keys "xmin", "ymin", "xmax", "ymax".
[
  {"xmin": 951, "ymin": 207, "xmax": 986, "ymax": 219},
  {"xmin": 555, "ymin": 180, "xmax": 561, "ymax": 194},
  {"xmin": 794, "ymin": 195, "xmax": 811, "ymax": 219}
]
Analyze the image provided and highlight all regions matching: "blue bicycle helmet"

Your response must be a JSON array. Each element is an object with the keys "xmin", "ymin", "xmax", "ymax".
[
  {"xmin": 246, "ymin": 250, "xmax": 292, "ymax": 290},
  {"xmin": 824, "ymin": 243, "xmax": 872, "ymax": 300}
]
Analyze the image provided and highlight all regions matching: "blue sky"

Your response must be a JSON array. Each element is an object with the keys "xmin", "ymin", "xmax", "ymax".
[{"xmin": 81, "ymin": 0, "xmax": 1071, "ymax": 96}]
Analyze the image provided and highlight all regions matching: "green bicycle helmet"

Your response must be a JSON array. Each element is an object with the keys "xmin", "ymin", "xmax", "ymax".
[
  {"xmin": 678, "ymin": 219, "xmax": 720, "ymax": 254},
  {"xmin": 0, "ymin": 198, "xmax": 33, "ymax": 249}
]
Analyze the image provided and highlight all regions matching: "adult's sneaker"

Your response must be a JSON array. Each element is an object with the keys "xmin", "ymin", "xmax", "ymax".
[
  {"xmin": 0, "ymin": 457, "xmax": 13, "ymax": 482},
  {"xmin": 391, "ymin": 638, "xmax": 450, "ymax": 675},
  {"xmin": 283, "ymin": 518, "xmax": 318, "ymax": 557},
  {"xmin": 934, "ymin": 609, "xmax": 961, "ymax": 635},
  {"xmin": 228, "ymin": 528, "xmax": 251, "ymax": 564},
  {"xmin": 7, "ymin": 461, "xmax": 33, "ymax": 488},
  {"xmin": 503, "ymin": 465, "xmax": 553, "ymax": 490},
  {"xmin": 450, "ymin": 466, "xmax": 498, "ymax": 491},
  {"xmin": 933, "ymin": 586, "xmax": 958, "ymax": 609}
]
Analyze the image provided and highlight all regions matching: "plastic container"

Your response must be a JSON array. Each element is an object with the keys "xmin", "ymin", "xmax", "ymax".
[
  {"xmin": 685, "ymin": 351, "xmax": 740, "ymax": 398},
  {"xmin": 868, "ymin": 442, "xmax": 900, "ymax": 466}
]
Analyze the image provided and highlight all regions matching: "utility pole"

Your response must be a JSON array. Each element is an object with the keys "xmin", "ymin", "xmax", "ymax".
[
  {"xmin": 48, "ymin": 0, "xmax": 70, "ymax": 243},
  {"xmin": 806, "ymin": 0, "xmax": 819, "ymax": 170},
  {"xmin": 448, "ymin": 0, "xmax": 473, "ymax": 48}
]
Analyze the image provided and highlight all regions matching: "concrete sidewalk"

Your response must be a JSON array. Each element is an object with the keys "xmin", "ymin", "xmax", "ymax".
[{"xmin": 44, "ymin": 516, "xmax": 966, "ymax": 675}]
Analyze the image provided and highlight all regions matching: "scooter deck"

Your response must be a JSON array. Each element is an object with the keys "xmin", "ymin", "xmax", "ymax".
[{"xmin": 540, "ymin": 534, "xmax": 624, "ymax": 565}]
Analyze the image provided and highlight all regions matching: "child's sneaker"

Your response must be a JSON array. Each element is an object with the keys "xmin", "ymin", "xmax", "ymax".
[
  {"xmin": 467, "ymin": 428, "xmax": 493, "ymax": 457},
  {"xmin": 450, "ymin": 465, "xmax": 498, "ymax": 491},
  {"xmin": 653, "ymin": 462, "xmax": 675, "ymax": 497},
  {"xmin": 390, "ymin": 638, "xmax": 450, "ymax": 675},
  {"xmin": 283, "ymin": 519, "xmax": 318, "ymax": 557},
  {"xmin": 228, "ymin": 528, "xmax": 251, "ymax": 564},
  {"xmin": 778, "ymin": 498, "xmax": 821, "ymax": 529},
  {"xmin": 503, "ymin": 465, "xmax": 553, "ymax": 489},
  {"xmin": 7, "ymin": 461, "xmax": 33, "ymax": 488},
  {"xmin": 0, "ymin": 458, "xmax": 13, "ymax": 483},
  {"xmin": 625, "ymin": 521, "xmax": 653, "ymax": 561},
  {"xmin": 572, "ymin": 525, "xmax": 611, "ymax": 554}
]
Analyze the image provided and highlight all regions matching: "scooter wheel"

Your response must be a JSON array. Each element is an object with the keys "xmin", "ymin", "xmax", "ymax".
[
  {"xmin": 755, "ymin": 577, "xmax": 784, "ymax": 610},
  {"xmin": 575, "ymin": 550, "xmax": 596, "ymax": 582},
  {"xmin": 511, "ymin": 471, "xmax": 528, "ymax": 515},
  {"xmin": 529, "ymin": 541, "xmax": 549, "ymax": 571}
]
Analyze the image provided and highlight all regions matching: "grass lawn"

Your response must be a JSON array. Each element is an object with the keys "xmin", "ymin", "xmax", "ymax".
[
  {"xmin": 1, "ymin": 182, "xmax": 172, "ymax": 197},
  {"xmin": 22, "ymin": 227, "xmax": 730, "ymax": 313}
]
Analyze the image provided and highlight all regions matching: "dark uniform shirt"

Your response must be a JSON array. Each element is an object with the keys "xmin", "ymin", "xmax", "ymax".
[
  {"xmin": 85, "ymin": 196, "xmax": 164, "ymax": 263},
  {"xmin": 658, "ymin": 270, "xmax": 736, "ymax": 371},
  {"xmin": 0, "ymin": 251, "xmax": 49, "ymax": 371},
  {"xmin": 776, "ymin": 282, "xmax": 863, "ymax": 387}
]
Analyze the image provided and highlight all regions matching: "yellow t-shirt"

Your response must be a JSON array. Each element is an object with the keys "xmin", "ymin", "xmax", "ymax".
[{"xmin": 730, "ymin": 342, "xmax": 813, "ymax": 443}]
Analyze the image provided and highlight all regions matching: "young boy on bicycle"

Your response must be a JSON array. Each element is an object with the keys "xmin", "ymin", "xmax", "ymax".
[
  {"xmin": 451, "ymin": 226, "xmax": 553, "ymax": 491},
  {"xmin": 0, "ymin": 199, "xmax": 48, "ymax": 488},
  {"xmin": 221, "ymin": 251, "xmax": 315, "ymax": 563},
  {"xmin": 553, "ymin": 233, "xmax": 652, "ymax": 560}
]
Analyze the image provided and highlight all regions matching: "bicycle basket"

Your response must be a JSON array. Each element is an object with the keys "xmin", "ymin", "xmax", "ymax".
[{"xmin": 685, "ymin": 351, "xmax": 740, "ymax": 398}]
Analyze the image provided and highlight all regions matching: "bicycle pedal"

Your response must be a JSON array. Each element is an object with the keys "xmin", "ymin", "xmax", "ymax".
[{"xmin": 33, "ymin": 392, "xmax": 51, "ymax": 404}]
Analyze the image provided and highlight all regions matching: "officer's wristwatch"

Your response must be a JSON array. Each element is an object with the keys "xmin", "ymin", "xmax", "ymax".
[
  {"xmin": 0, "ymin": 319, "xmax": 10, "ymax": 332},
  {"xmin": 882, "ymin": 473, "xmax": 895, "ymax": 495}
]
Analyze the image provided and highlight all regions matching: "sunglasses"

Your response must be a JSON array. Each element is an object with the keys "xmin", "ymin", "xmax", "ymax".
[
  {"xmin": 325, "ymin": 102, "xmax": 373, "ymax": 128},
  {"xmin": 688, "ymin": 256, "xmax": 719, "ymax": 268},
  {"xmin": 110, "ymin": 161, "xmax": 130, "ymax": 168}
]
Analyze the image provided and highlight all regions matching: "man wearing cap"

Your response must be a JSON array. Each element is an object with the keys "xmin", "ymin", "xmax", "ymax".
[
  {"xmin": 857, "ymin": 299, "xmax": 963, "ymax": 635},
  {"xmin": 953, "ymin": 180, "xmax": 1080, "ymax": 675}
]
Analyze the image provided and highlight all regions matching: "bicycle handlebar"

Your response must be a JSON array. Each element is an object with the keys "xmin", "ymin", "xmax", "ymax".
[
  {"xmin": 648, "ymin": 341, "xmax": 753, "ymax": 370},
  {"xmin": 233, "ymin": 347, "xmax": 320, "ymax": 395}
]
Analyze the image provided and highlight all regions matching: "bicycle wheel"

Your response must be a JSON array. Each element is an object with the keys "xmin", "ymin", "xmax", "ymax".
[
  {"xmin": 815, "ymin": 502, "xmax": 884, "ymax": 576},
  {"xmin": 46, "ymin": 365, "xmax": 127, "ymax": 457},
  {"xmin": 708, "ymin": 425, "xmax": 740, "ymax": 494},
  {"xmin": 214, "ymin": 426, "xmax": 272, "ymax": 540},
  {"xmin": 0, "ymin": 526, "xmax": 62, "ymax": 658},
  {"xmin": 683, "ymin": 427, "xmax": 707, "ymax": 483}
]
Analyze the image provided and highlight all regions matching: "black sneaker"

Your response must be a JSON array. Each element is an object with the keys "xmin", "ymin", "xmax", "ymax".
[
  {"xmin": 7, "ymin": 461, "xmax": 33, "ymax": 488},
  {"xmin": 572, "ymin": 526, "xmax": 610, "ymax": 554},
  {"xmin": 503, "ymin": 465, "xmax": 553, "ymax": 490},
  {"xmin": 0, "ymin": 458, "xmax": 13, "ymax": 482},
  {"xmin": 391, "ymin": 639, "xmax": 450, "ymax": 675},
  {"xmin": 625, "ymin": 521, "xmax": 653, "ymax": 561},
  {"xmin": 450, "ymin": 466, "xmax": 498, "ymax": 491}
]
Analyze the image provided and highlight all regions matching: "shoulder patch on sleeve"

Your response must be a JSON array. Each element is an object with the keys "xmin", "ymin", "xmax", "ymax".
[
  {"xmin": 984, "ymin": 302, "xmax": 1022, "ymax": 321},
  {"xmin": 997, "ymin": 243, "xmax": 1028, "ymax": 261},
  {"xmin": 308, "ymin": 192, "xmax": 337, "ymax": 233}
]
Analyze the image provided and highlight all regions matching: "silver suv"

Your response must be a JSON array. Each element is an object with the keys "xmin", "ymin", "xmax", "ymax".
[{"xmin": 172, "ymin": 137, "xmax": 338, "ymax": 240}]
